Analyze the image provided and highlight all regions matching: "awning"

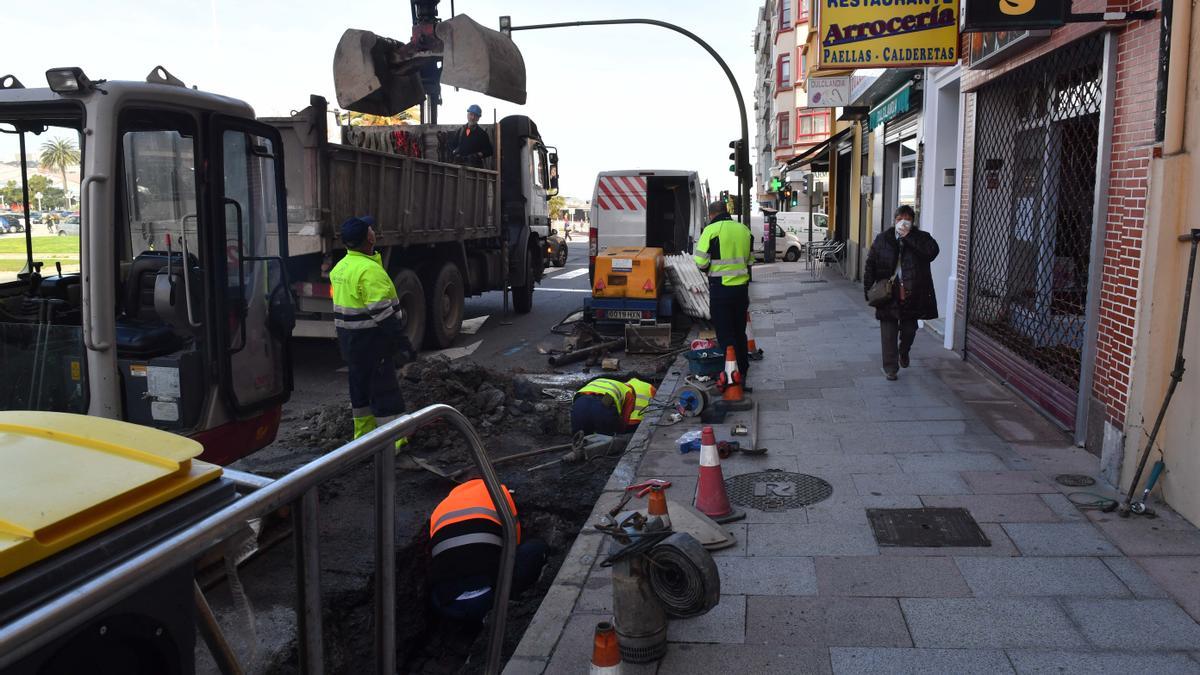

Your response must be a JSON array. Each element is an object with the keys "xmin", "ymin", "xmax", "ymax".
[{"xmin": 784, "ymin": 126, "xmax": 854, "ymax": 173}]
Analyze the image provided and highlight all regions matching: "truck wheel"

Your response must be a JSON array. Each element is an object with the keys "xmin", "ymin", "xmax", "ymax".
[
  {"xmin": 393, "ymin": 268, "xmax": 426, "ymax": 351},
  {"xmin": 425, "ymin": 261, "xmax": 464, "ymax": 349},
  {"xmin": 784, "ymin": 247, "xmax": 801, "ymax": 262},
  {"xmin": 512, "ymin": 248, "xmax": 538, "ymax": 314},
  {"xmin": 555, "ymin": 244, "xmax": 568, "ymax": 267}
]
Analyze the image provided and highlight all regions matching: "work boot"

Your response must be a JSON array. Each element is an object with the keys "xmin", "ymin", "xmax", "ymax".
[
  {"xmin": 883, "ymin": 368, "xmax": 898, "ymax": 381},
  {"xmin": 899, "ymin": 352, "xmax": 910, "ymax": 369}
]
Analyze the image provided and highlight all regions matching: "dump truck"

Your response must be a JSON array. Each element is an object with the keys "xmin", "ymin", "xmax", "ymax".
[{"xmin": 269, "ymin": 95, "xmax": 558, "ymax": 348}]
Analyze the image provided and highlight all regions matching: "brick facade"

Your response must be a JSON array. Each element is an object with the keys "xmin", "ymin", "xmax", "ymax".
[{"xmin": 955, "ymin": 4, "xmax": 1161, "ymax": 436}]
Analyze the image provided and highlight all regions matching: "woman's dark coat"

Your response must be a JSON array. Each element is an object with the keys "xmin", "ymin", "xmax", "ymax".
[{"xmin": 863, "ymin": 226, "xmax": 940, "ymax": 321}]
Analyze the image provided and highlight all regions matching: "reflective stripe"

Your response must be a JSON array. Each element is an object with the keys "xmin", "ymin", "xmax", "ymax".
[
  {"xmin": 372, "ymin": 306, "xmax": 396, "ymax": 323},
  {"xmin": 431, "ymin": 532, "xmax": 504, "ymax": 557},
  {"xmin": 579, "ymin": 379, "xmax": 627, "ymax": 409},
  {"xmin": 711, "ymin": 268, "xmax": 748, "ymax": 277},
  {"xmin": 431, "ymin": 506, "xmax": 500, "ymax": 532},
  {"xmin": 693, "ymin": 251, "xmax": 711, "ymax": 262},
  {"xmin": 635, "ymin": 395, "xmax": 651, "ymax": 404},
  {"xmin": 713, "ymin": 258, "xmax": 745, "ymax": 266},
  {"xmin": 366, "ymin": 298, "xmax": 398, "ymax": 311},
  {"xmin": 335, "ymin": 317, "xmax": 379, "ymax": 329},
  {"xmin": 333, "ymin": 304, "xmax": 371, "ymax": 315}
]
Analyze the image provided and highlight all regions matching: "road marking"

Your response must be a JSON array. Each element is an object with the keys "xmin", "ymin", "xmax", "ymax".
[
  {"xmin": 535, "ymin": 287, "xmax": 591, "ymax": 293},
  {"xmin": 547, "ymin": 267, "xmax": 589, "ymax": 280}
]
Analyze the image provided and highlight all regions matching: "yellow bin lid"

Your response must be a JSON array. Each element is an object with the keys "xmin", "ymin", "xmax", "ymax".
[{"xmin": 0, "ymin": 411, "xmax": 222, "ymax": 578}]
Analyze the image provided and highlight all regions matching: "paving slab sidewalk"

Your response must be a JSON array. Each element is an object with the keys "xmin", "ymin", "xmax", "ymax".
[{"xmin": 504, "ymin": 265, "xmax": 1200, "ymax": 674}]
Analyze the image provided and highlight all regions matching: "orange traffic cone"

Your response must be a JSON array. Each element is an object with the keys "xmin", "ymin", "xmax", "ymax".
[
  {"xmin": 589, "ymin": 621, "xmax": 622, "ymax": 674},
  {"xmin": 717, "ymin": 346, "xmax": 744, "ymax": 401},
  {"xmin": 647, "ymin": 487, "xmax": 671, "ymax": 530},
  {"xmin": 746, "ymin": 312, "xmax": 764, "ymax": 360},
  {"xmin": 694, "ymin": 426, "xmax": 744, "ymax": 523}
]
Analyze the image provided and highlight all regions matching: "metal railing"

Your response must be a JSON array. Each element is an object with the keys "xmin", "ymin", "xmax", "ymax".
[{"xmin": 0, "ymin": 404, "xmax": 517, "ymax": 675}]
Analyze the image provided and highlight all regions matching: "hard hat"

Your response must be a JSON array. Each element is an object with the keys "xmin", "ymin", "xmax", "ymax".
[{"xmin": 467, "ymin": 104, "xmax": 483, "ymax": 115}]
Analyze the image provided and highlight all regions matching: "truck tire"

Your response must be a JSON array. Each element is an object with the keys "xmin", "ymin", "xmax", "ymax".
[
  {"xmin": 425, "ymin": 261, "xmax": 464, "ymax": 349},
  {"xmin": 393, "ymin": 268, "xmax": 426, "ymax": 351},
  {"xmin": 555, "ymin": 243, "xmax": 568, "ymax": 267},
  {"xmin": 512, "ymin": 247, "xmax": 539, "ymax": 314}
]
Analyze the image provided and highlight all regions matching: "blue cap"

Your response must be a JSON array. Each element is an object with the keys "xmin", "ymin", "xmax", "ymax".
[
  {"xmin": 467, "ymin": 104, "xmax": 483, "ymax": 115},
  {"xmin": 341, "ymin": 215, "xmax": 375, "ymax": 247}
]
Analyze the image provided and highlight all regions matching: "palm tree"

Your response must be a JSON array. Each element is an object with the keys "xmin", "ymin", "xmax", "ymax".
[{"xmin": 39, "ymin": 138, "xmax": 80, "ymax": 195}]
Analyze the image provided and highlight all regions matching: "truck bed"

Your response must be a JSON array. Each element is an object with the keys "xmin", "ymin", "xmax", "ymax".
[{"xmin": 264, "ymin": 102, "xmax": 498, "ymax": 257}]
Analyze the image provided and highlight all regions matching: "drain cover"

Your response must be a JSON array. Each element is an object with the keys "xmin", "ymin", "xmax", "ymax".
[
  {"xmin": 868, "ymin": 508, "xmax": 991, "ymax": 547},
  {"xmin": 724, "ymin": 470, "xmax": 833, "ymax": 511},
  {"xmin": 1055, "ymin": 474, "xmax": 1095, "ymax": 487}
]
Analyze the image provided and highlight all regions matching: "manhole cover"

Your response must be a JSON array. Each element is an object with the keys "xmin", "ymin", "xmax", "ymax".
[
  {"xmin": 724, "ymin": 470, "xmax": 833, "ymax": 511},
  {"xmin": 1055, "ymin": 474, "xmax": 1095, "ymax": 487},
  {"xmin": 868, "ymin": 508, "xmax": 991, "ymax": 547}
]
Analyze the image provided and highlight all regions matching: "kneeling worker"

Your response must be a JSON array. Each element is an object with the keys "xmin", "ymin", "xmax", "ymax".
[
  {"xmin": 570, "ymin": 377, "xmax": 657, "ymax": 436},
  {"xmin": 429, "ymin": 479, "xmax": 547, "ymax": 622}
]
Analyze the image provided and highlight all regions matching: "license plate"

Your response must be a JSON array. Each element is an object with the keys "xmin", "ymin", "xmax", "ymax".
[
  {"xmin": 606, "ymin": 310, "xmax": 643, "ymax": 320},
  {"xmin": 612, "ymin": 258, "xmax": 633, "ymax": 272}
]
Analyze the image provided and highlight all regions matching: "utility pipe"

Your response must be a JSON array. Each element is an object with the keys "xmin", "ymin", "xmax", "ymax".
[{"xmin": 1163, "ymin": 0, "xmax": 1191, "ymax": 155}]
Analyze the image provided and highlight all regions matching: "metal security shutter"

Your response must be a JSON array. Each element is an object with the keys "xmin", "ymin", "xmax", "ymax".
[
  {"xmin": 964, "ymin": 35, "xmax": 1104, "ymax": 430},
  {"xmin": 884, "ymin": 114, "xmax": 919, "ymax": 145}
]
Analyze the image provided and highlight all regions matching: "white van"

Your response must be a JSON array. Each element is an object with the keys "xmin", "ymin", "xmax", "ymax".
[
  {"xmin": 588, "ymin": 170, "xmax": 709, "ymax": 265},
  {"xmin": 749, "ymin": 211, "xmax": 830, "ymax": 262}
]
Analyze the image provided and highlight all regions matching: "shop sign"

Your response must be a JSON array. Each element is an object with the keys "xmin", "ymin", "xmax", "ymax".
[
  {"xmin": 807, "ymin": 75, "xmax": 852, "ymax": 108},
  {"xmin": 819, "ymin": 0, "xmax": 959, "ymax": 69},
  {"xmin": 963, "ymin": 0, "xmax": 1067, "ymax": 32},
  {"xmin": 966, "ymin": 29, "xmax": 1051, "ymax": 69},
  {"xmin": 869, "ymin": 84, "xmax": 911, "ymax": 128}
]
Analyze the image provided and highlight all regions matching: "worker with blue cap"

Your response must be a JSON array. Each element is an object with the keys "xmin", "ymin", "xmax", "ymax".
[
  {"xmin": 450, "ymin": 104, "xmax": 493, "ymax": 168},
  {"xmin": 329, "ymin": 215, "xmax": 417, "ymax": 443}
]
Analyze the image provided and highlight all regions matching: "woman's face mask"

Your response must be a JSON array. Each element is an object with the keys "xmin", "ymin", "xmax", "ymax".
[{"xmin": 896, "ymin": 219, "xmax": 912, "ymax": 233}]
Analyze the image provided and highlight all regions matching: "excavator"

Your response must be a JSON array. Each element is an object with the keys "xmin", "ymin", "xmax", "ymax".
[{"xmin": 0, "ymin": 0, "xmax": 526, "ymax": 464}]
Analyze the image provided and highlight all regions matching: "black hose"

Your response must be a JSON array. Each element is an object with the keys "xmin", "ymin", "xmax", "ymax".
[
  {"xmin": 1120, "ymin": 230, "xmax": 1199, "ymax": 515},
  {"xmin": 645, "ymin": 532, "xmax": 720, "ymax": 619}
]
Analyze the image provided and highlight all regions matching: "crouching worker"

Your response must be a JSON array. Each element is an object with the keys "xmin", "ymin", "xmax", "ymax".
[
  {"xmin": 569, "ymin": 377, "xmax": 657, "ymax": 436},
  {"xmin": 429, "ymin": 479, "xmax": 548, "ymax": 623}
]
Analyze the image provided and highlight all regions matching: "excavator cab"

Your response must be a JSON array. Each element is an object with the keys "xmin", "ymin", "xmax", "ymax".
[{"xmin": 0, "ymin": 67, "xmax": 294, "ymax": 464}]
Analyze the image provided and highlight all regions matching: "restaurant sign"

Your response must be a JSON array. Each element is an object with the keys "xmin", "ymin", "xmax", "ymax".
[{"xmin": 819, "ymin": 0, "xmax": 960, "ymax": 69}]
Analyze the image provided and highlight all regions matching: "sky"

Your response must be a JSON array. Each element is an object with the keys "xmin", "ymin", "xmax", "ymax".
[{"xmin": 3, "ymin": 0, "xmax": 758, "ymax": 201}]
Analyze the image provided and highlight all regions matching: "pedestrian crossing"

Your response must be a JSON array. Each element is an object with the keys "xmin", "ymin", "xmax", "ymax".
[{"xmin": 544, "ymin": 267, "xmax": 588, "ymax": 280}]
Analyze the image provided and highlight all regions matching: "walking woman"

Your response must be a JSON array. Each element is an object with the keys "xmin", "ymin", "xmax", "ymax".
[{"xmin": 863, "ymin": 205, "xmax": 940, "ymax": 381}]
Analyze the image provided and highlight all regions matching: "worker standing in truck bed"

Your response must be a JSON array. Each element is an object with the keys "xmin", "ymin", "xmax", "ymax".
[{"xmin": 450, "ymin": 104, "xmax": 493, "ymax": 168}]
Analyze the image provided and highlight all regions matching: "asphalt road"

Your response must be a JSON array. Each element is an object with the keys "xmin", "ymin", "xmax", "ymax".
[{"xmin": 285, "ymin": 240, "xmax": 592, "ymax": 410}]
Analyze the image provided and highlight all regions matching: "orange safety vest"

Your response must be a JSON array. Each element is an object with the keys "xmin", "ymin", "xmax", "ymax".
[{"xmin": 429, "ymin": 479, "xmax": 522, "ymax": 542}]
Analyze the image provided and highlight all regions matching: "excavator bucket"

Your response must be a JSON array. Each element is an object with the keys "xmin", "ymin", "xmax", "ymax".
[
  {"xmin": 436, "ymin": 14, "xmax": 527, "ymax": 105},
  {"xmin": 333, "ymin": 15, "xmax": 526, "ymax": 116},
  {"xmin": 333, "ymin": 28, "xmax": 429, "ymax": 116}
]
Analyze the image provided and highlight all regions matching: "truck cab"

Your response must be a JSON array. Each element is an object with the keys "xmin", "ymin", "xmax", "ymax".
[{"xmin": 0, "ymin": 68, "xmax": 293, "ymax": 463}]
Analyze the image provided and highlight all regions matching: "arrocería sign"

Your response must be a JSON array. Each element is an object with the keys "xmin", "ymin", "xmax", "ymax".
[{"xmin": 820, "ymin": 0, "xmax": 960, "ymax": 69}]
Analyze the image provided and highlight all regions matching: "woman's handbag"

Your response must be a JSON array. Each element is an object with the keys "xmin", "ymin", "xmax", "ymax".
[{"xmin": 867, "ymin": 276, "xmax": 895, "ymax": 307}]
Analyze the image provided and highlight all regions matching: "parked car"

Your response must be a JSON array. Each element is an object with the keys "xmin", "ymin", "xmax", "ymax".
[
  {"xmin": 56, "ymin": 215, "xmax": 80, "ymax": 237},
  {"xmin": 544, "ymin": 232, "xmax": 568, "ymax": 267},
  {"xmin": 0, "ymin": 214, "xmax": 24, "ymax": 234}
]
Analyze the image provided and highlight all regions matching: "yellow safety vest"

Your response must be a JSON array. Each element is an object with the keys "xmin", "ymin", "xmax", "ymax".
[
  {"xmin": 577, "ymin": 378, "xmax": 633, "ymax": 411},
  {"xmin": 329, "ymin": 249, "xmax": 401, "ymax": 330},
  {"xmin": 693, "ymin": 218, "xmax": 752, "ymax": 286},
  {"xmin": 626, "ymin": 378, "xmax": 657, "ymax": 423}
]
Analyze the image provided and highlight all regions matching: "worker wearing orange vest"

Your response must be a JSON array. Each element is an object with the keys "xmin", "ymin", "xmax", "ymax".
[
  {"xmin": 570, "ymin": 377, "xmax": 658, "ymax": 435},
  {"xmin": 429, "ymin": 479, "xmax": 547, "ymax": 622}
]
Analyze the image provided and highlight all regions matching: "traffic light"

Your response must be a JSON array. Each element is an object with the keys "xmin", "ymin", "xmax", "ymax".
[
  {"xmin": 728, "ymin": 139, "xmax": 749, "ymax": 179},
  {"xmin": 728, "ymin": 139, "xmax": 740, "ymax": 173}
]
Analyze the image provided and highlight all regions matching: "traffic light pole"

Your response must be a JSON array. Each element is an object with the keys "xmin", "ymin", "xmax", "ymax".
[{"xmin": 503, "ymin": 17, "xmax": 751, "ymax": 226}]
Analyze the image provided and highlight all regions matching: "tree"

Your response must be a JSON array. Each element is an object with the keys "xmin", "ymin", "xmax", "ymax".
[
  {"xmin": 549, "ymin": 195, "xmax": 566, "ymax": 219},
  {"xmin": 39, "ymin": 138, "xmax": 80, "ymax": 194}
]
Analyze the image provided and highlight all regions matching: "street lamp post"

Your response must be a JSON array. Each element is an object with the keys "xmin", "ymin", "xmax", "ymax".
[
  {"xmin": 35, "ymin": 192, "xmax": 42, "ymax": 212},
  {"xmin": 500, "ymin": 16, "xmax": 752, "ymax": 227}
]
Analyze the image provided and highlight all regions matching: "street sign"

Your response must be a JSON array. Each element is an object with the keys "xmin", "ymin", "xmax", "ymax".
[
  {"xmin": 963, "ymin": 0, "xmax": 1068, "ymax": 32},
  {"xmin": 818, "ymin": 0, "xmax": 959, "ymax": 70},
  {"xmin": 807, "ymin": 76, "xmax": 851, "ymax": 108}
]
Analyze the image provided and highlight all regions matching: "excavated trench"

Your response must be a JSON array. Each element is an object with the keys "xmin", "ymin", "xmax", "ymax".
[{"xmin": 205, "ymin": 356, "xmax": 657, "ymax": 673}]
